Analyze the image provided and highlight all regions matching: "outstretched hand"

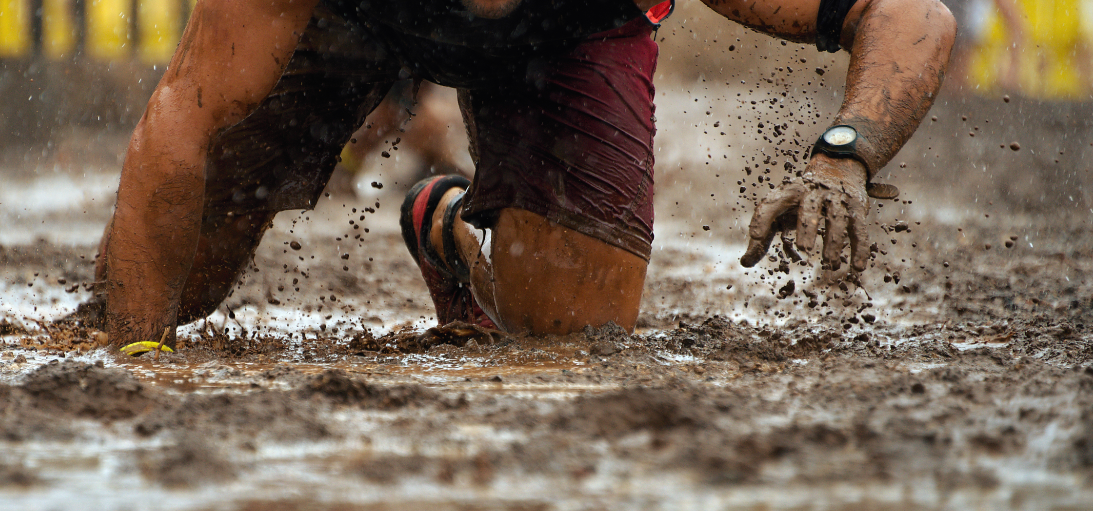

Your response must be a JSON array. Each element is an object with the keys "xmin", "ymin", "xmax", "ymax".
[{"xmin": 740, "ymin": 155, "xmax": 897, "ymax": 273}]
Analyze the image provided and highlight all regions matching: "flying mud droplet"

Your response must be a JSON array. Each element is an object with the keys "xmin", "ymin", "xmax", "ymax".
[
  {"xmin": 289, "ymin": 241, "xmax": 302, "ymax": 251},
  {"xmin": 777, "ymin": 280, "xmax": 795, "ymax": 299},
  {"xmin": 1009, "ymin": 142, "xmax": 1021, "ymax": 151},
  {"xmin": 1003, "ymin": 95, "xmax": 1010, "ymax": 103},
  {"xmin": 371, "ymin": 182, "xmax": 384, "ymax": 189}
]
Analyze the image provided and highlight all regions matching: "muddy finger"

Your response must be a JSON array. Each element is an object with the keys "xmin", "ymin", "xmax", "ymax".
[
  {"xmin": 821, "ymin": 198, "xmax": 849, "ymax": 271},
  {"xmin": 745, "ymin": 185, "xmax": 805, "ymax": 240},
  {"xmin": 796, "ymin": 192, "xmax": 823, "ymax": 254},
  {"xmin": 742, "ymin": 187, "xmax": 805, "ymax": 267},
  {"xmin": 866, "ymin": 182, "xmax": 900, "ymax": 200},
  {"xmin": 741, "ymin": 224, "xmax": 779, "ymax": 267},
  {"xmin": 781, "ymin": 231, "xmax": 803, "ymax": 262},
  {"xmin": 847, "ymin": 203, "xmax": 871, "ymax": 272}
]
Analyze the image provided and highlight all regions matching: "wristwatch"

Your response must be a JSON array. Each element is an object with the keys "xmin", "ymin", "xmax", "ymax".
[
  {"xmin": 811, "ymin": 125, "xmax": 869, "ymax": 171},
  {"xmin": 811, "ymin": 124, "xmax": 901, "ymax": 199}
]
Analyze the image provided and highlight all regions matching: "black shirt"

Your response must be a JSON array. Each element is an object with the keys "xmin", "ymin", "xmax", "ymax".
[{"xmin": 325, "ymin": 0, "xmax": 649, "ymax": 87}]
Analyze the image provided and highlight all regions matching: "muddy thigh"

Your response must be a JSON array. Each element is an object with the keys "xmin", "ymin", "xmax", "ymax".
[{"xmin": 488, "ymin": 208, "xmax": 647, "ymax": 335}]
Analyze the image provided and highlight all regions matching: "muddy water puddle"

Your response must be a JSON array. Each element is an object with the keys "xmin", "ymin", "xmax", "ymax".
[
  {"xmin": 5, "ymin": 314, "xmax": 1093, "ymax": 511},
  {"xmin": 8, "ymin": 401, "xmax": 1083, "ymax": 511},
  {"xmin": 7, "ymin": 464, "xmax": 1082, "ymax": 511},
  {"xmin": 115, "ymin": 357, "xmax": 623, "ymax": 398}
]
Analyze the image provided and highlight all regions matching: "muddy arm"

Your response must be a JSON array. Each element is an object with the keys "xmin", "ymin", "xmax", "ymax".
[
  {"xmin": 690, "ymin": 0, "xmax": 956, "ymax": 271},
  {"xmin": 699, "ymin": 0, "xmax": 955, "ymax": 178},
  {"xmin": 104, "ymin": 0, "xmax": 319, "ymax": 347}
]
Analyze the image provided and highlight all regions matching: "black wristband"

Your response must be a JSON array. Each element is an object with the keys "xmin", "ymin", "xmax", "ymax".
[
  {"xmin": 811, "ymin": 125, "xmax": 871, "ymax": 174},
  {"xmin": 816, "ymin": 0, "xmax": 858, "ymax": 53}
]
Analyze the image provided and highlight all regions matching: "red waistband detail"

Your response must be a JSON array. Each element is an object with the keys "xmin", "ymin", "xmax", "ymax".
[{"xmin": 645, "ymin": 1, "xmax": 673, "ymax": 24}]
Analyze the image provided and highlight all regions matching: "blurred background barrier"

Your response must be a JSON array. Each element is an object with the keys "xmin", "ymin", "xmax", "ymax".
[
  {"xmin": 0, "ymin": 0, "xmax": 192, "ymax": 62},
  {"xmin": 0, "ymin": 0, "xmax": 195, "ymax": 148},
  {"xmin": 4, "ymin": 0, "xmax": 1093, "ymax": 158}
]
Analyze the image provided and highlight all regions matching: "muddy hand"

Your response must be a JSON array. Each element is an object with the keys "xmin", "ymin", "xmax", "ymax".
[{"xmin": 741, "ymin": 155, "xmax": 872, "ymax": 272}]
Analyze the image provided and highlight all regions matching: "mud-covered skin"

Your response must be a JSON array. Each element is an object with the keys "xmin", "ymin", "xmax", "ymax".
[
  {"xmin": 101, "ymin": 0, "xmax": 320, "ymax": 348},
  {"xmin": 833, "ymin": 0, "xmax": 954, "ymax": 177},
  {"xmin": 741, "ymin": 155, "xmax": 872, "ymax": 272},
  {"xmin": 718, "ymin": 0, "xmax": 956, "ymax": 272}
]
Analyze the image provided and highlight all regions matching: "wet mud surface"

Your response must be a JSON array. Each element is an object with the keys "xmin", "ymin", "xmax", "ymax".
[
  {"xmin": 4, "ymin": 36, "xmax": 1093, "ymax": 511},
  {"xmin": 5, "ymin": 182, "xmax": 1093, "ymax": 511}
]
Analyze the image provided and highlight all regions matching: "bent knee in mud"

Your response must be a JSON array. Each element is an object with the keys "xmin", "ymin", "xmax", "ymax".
[{"xmin": 488, "ymin": 209, "xmax": 647, "ymax": 335}]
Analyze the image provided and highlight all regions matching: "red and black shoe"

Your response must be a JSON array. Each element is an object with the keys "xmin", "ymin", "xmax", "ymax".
[{"xmin": 400, "ymin": 175, "xmax": 496, "ymax": 328}]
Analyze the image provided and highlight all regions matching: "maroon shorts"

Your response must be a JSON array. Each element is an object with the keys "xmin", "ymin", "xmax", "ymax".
[
  {"xmin": 460, "ymin": 20, "xmax": 658, "ymax": 260},
  {"xmin": 204, "ymin": 6, "xmax": 659, "ymax": 260}
]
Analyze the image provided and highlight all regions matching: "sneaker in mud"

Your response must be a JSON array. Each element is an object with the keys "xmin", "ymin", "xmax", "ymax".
[{"xmin": 399, "ymin": 175, "xmax": 496, "ymax": 328}]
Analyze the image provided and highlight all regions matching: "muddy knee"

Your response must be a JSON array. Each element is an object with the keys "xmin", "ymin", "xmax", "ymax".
[{"xmin": 489, "ymin": 209, "xmax": 647, "ymax": 335}]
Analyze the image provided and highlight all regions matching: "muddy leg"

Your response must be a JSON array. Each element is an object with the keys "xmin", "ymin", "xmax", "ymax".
[
  {"xmin": 430, "ymin": 191, "xmax": 646, "ymax": 334},
  {"xmin": 176, "ymin": 212, "xmax": 276, "ymax": 324},
  {"xmin": 74, "ymin": 212, "xmax": 274, "ymax": 329},
  {"xmin": 488, "ymin": 209, "xmax": 646, "ymax": 334}
]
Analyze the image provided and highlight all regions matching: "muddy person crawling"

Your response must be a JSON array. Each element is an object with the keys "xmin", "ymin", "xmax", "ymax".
[{"xmin": 75, "ymin": 0, "xmax": 955, "ymax": 353}]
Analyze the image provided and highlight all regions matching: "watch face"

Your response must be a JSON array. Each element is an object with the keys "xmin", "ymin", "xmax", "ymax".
[{"xmin": 823, "ymin": 126, "xmax": 857, "ymax": 147}]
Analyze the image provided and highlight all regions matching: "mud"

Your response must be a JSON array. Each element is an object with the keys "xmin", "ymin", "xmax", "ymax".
[
  {"xmin": 2, "ymin": 315, "xmax": 1092, "ymax": 508},
  {"xmin": 4, "ymin": 20, "xmax": 1093, "ymax": 511}
]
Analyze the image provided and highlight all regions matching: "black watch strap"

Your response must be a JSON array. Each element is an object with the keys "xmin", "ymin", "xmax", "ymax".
[
  {"xmin": 811, "ymin": 125, "xmax": 900, "ymax": 199},
  {"xmin": 811, "ymin": 125, "xmax": 870, "ymax": 172}
]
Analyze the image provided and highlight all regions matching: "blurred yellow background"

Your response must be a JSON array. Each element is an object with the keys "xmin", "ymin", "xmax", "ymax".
[
  {"xmin": 966, "ymin": 0, "xmax": 1093, "ymax": 99},
  {"xmin": 0, "ymin": 0, "xmax": 194, "ymax": 62}
]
